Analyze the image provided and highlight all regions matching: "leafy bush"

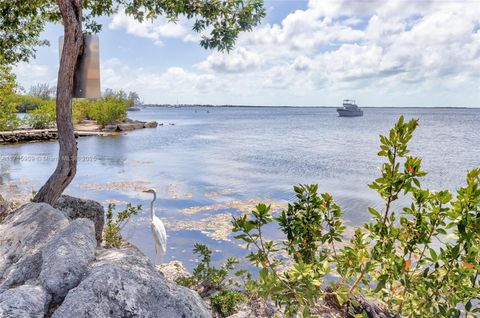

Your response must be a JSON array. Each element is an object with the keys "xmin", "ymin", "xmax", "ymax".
[
  {"xmin": 231, "ymin": 116, "xmax": 480, "ymax": 318},
  {"xmin": 14, "ymin": 95, "xmax": 46, "ymax": 113},
  {"xmin": 210, "ymin": 289, "xmax": 248, "ymax": 317},
  {"xmin": 176, "ymin": 244, "xmax": 241, "ymax": 296},
  {"xmin": 88, "ymin": 96, "xmax": 130, "ymax": 126},
  {"xmin": 72, "ymin": 98, "xmax": 96, "ymax": 124},
  {"xmin": 25, "ymin": 99, "xmax": 56, "ymax": 129},
  {"xmin": 104, "ymin": 203, "xmax": 142, "ymax": 248},
  {"xmin": 176, "ymin": 244, "xmax": 247, "ymax": 317},
  {"xmin": 0, "ymin": 64, "xmax": 19, "ymax": 131}
]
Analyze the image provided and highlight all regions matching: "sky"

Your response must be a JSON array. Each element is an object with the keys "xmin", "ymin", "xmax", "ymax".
[{"xmin": 13, "ymin": 0, "xmax": 480, "ymax": 107}]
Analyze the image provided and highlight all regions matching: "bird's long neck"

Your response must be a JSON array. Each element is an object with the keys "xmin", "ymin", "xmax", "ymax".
[{"xmin": 150, "ymin": 193, "xmax": 157, "ymax": 219}]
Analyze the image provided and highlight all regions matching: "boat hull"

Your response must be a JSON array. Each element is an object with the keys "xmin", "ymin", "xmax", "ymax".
[{"xmin": 337, "ymin": 108, "xmax": 363, "ymax": 117}]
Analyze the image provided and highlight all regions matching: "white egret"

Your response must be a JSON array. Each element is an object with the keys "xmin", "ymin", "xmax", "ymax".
[{"xmin": 143, "ymin": 189, "xmax": 167, "ymax": 256}]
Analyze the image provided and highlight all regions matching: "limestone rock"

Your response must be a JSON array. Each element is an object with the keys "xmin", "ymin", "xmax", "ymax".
[
  {"xmin": 39, "ymin": 219, "xmax": 96, "ymax": 302},
  {"xmin": 157, "ymin": 260, "xmax": 192, "ymax": 283},
  {"xmin": 54, "ymin": 195, "xmax": 105, "ymax": 244},
  {"xmin": 117, "ymin": 123, "xmax": 135, "ymax": 131},
  {"xmin": 144, "ymin": 121, "xmax": 158, "ymax": 128},
  {"xmin": 102, "ymin": 124, "xmax": 118, "ymax": 132},
  {"xmin": 53, "ymin": 248, "xmax": 211, "ymax": 318},
  {"xmin": 0, "ymin": 285, "xmax": 50, "ymax": 318},
  {"xmin": 228, "ymin": 297, "xmax": 279, "ymax": 318},
  {"xmin": 0, "ymin": 203, "xmax": 69, "ymax": 290}
]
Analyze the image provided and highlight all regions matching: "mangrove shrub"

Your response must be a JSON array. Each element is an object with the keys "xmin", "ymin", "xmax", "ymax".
[{"xmin": 0, "ymin": 64, "xmax": 19, "ymax": 131}]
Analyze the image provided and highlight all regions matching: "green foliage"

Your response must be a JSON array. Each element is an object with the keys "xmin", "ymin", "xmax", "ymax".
[
  {"xmin": 231, "ymin": 116, "xmax": 480, "ymax": 318},
  {"xmin": 104, "ymin": 203, "xmax": 142, "ymax": 248},
  {"xmin": 25, "ymin": 99, "xmax": 56, "ymax": 129},
  {"xmin": 232, "ymin": 194, "xmax": 341, "ymax": 316},
  {"xmin": 0, "ymin": 1, "xmax": 55, "ymax": 65},
  {"xmin": 72, "ymin": 98, "xmax": 95, "ymax": 124},
  {"xmin": 1, "ymin": 0, "xmax": 265, "ymax": 67},
  {"xmin": 89, "ymin": 95, "xmax": 130, "ymax": 126},
  {"xmin": 14, "ymin": 95, "xmax": 47, "ymax": 113},
  {"xmin": 210, "ymin": 289, "xmax": 248, "ymax": 317},
  {"xmin": 0, "ymin": 64, "xmax": 19, "ymax": 131},
  {"xmin": 176, "ymin": 244, "xmax": 240, "ymax": 297}
]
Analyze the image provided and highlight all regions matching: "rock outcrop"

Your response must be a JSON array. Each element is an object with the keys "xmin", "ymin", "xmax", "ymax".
[
  {"xmin": 54, "ymin": 195, "xmax": 105, "ymax": 244},
  {"xmin": 0, "ymin": 285, "xmax": 50, "ymax": 318},
  {"xmin": 53, "ymin": 248, "xmax": 210, "ymax": 318},
  {"xmin": 39, "ymin": 219, "xmax": 96, "ymax": 302},
  {"xmin": 0, "ymin": 202, "xmax": 211, "ymax": 318},
  {"xmin": 103, "ymin": 118, "xmax": 159, "ymax": 132}
]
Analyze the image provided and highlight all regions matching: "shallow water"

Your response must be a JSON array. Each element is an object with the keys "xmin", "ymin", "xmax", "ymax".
[{"xmin": 1, "ymin": 107, "xmax": 479, "ymax": 270}]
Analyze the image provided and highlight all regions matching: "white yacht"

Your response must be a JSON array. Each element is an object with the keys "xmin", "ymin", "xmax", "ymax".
[{"xmin": 337, "ymin": 99, "xmax": 363, "ymax": 117}]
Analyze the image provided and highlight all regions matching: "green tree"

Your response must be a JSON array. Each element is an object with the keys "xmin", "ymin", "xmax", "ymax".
[
  {"xmin": 0, "ymin": 64, "xmax": 19, "ymax": 131},
  {"xmin": 1, "ymin": 0, "xmax": 265, "ymax": 204}
]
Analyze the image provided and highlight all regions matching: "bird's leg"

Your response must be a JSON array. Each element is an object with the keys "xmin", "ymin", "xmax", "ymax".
[{"xmin": 154, "ymin": 240, "xmax": 158, "ymax": 256}]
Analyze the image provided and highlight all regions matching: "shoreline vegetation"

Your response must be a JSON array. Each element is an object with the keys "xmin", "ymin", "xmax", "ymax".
[{"xmin": 1, "ymin": 85, "xmax": 159, "ymax": 143}]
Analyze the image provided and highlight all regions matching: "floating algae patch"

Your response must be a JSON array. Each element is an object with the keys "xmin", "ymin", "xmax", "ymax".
[
  {"xmin": 77, "ymin": 180, "xmax": 151, "ymax": 192},
  {"xmin": 203, "ymin": 188, "xmax": 234, "ymax": 198},
  {"xmin": 179, "ymin": 198, "xmax": 287, "ymax": 215},
  {"xmin": 164, "ymin": 213, "xmax": 234, "ymax": 242}
]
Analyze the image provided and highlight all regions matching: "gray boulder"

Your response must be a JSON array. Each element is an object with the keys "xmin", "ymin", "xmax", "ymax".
[
  {"xmin": 40, "ymin": 218, "xmax": 96, "ymax": 302},
  {"xmin": 0, "ymin": 203, "xmax": 69, "ymax": 290},
  {"xmin": 117, "ymin": 123, "xmax": 135, "ymax": 131},
  {"xmin": 157, "ymin": 260, "xmax": 192, "ymax": 283},
  {"xmin": 131, "ymin": 121, "xmax": 145, "ymax": 129},
  {"xmin": 102, "ymin": 124, "xmax": 118, "ymax": 132},
  {"xmin": 0, "ymin": 285, "xmax": 50, "ymax": 318},
  {"xmin": 144, "ymin": 121, "xmax": 158, "ymax": 128},
  {"xmin": 53, "ymin": 248, "xmax": 211, "ymax": 318},
  {"xmin": 54, "ymin": 195, "xmax": 105, "ymax": 244}
]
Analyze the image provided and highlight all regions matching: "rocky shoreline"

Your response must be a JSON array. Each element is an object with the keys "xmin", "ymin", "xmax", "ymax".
[
  {"xmin": 0, "ymin": 118, "xmax": 159, "ymax": 144},
  {"xmin": 0, "ymin": 197, "xmax": 210, "ymax": 318}
]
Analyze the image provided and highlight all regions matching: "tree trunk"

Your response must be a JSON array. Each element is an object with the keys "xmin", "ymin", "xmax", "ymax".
[{"xmin": 32, "ymin": 0, "xmax": 83, "ymax": 205}]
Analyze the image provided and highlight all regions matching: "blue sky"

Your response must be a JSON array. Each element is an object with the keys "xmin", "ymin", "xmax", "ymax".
[{"xmin": 14, "ymin": 0, "xmax": 480, "ymax": 107}]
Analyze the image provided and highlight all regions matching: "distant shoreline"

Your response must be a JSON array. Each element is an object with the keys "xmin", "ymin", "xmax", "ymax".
[{"xmin": 143, "ymin": 104, "xmax": 476, "ymax": 109}]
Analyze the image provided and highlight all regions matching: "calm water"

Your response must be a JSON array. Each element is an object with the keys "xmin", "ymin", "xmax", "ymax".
[{"xmin": 1, "ymin": 107, "xmax": 479, "ymax": 269}]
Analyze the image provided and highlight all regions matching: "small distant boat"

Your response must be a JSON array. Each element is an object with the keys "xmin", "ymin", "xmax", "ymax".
[
  {"xmin": 127, "ymin": 106, "xmax": 141, "ymax": 111},
  {"xmin": 337, "ymin": 99, "xmax": 363, "ymax": 117}
]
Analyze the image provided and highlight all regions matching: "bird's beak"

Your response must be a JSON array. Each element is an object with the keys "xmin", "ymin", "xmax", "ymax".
[{"xmin": 142, "ymin": 189, "xmax": 150, "ymax": 193}]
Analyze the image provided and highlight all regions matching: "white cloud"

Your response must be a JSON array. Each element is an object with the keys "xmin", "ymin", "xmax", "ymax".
[
  {"xmin": 13, "ymin": 63, "xmax": 56, "ymax": 91},
  {"xmin": 195, "ymin": 47, "xmax": 262, "ymax": 73},
  {"xmin": 100, "ymin": 59, "xmax": 219, "ymax": 103},
  {"xmin": 109, "ymin": 10, "xmax": 192, "ymax": 46}
]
